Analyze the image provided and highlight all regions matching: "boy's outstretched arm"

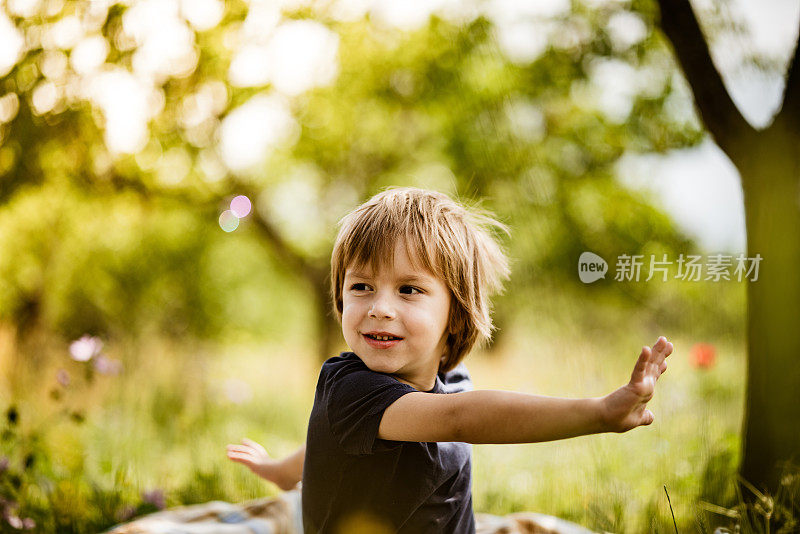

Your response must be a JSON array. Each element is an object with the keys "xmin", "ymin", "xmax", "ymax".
[
  {"xmin": 378, "ymin": 337, "xmax": 673, "ymax": 444},
  {"xmin": 226, "ymin": 439, "xmax": 305, "ymax": 490}
]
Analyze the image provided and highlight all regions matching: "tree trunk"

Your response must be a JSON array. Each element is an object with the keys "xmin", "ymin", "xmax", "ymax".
[{"xmin": 738, "ymin": 123, "xmax": 800, "ymax": 497}]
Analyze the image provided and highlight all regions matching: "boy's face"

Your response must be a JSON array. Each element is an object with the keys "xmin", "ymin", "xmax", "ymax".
[{"xmin": 341, "ymin": 241, "xmax": 451, "ymax": 392}]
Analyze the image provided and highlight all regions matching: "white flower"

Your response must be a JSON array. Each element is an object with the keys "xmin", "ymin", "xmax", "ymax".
[
  {"xmin": 223, "ymin": 378, "xmax": 252, "ymax": 404},
  {"xmin": 69, "ymin": 335, "xmax": 103, "ymax": 362}
]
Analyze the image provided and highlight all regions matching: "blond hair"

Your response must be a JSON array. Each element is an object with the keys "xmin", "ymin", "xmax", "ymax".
[{"xmin": 330, "ymin": 187, "xmax": 510, "ymax": 373}]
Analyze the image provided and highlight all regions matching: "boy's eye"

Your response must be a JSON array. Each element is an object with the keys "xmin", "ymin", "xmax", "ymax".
[
  {"xmin": 399, "ymin": 285, "xmax": 422, "ymax": 295},
  {"xmin": 350, "ymin": 283, "xmax": 370, "ymax": 291}
]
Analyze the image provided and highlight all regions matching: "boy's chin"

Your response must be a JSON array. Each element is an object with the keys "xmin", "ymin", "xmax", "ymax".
[
  {"xmin": 355, "ymin": 353, "xmax": 400, "ymax": 374},
  {"xmin": 363, "ymin": 359, "xmax": 397, "ymax": 373}
]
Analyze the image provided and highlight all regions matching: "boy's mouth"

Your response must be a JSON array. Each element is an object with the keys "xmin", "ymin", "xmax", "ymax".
[
  {"xmin": 362, "ymin": 332, "xmax": 403, "ymax": 348},
  {"xmin": 364, "ymin": 332, "xmax": 403, "ymax": 341}
]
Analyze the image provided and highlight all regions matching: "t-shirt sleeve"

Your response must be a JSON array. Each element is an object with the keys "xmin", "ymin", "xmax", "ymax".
[{"xmin": 323, "ymin": 360, "xmax": 417, "ymax": 456}]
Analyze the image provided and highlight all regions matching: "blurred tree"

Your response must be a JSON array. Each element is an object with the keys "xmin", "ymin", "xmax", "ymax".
[
  {"xmin": 656, "ymin": 0, "xmax": 800, "ymax": 510},
  {"xmin": 0, "ymin": 2, "xmax": 701, "ymax": 363}
]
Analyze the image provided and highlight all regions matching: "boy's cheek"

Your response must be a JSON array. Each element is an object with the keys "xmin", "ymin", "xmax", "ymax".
[{"xmin": 340, "ymin": 301, "xmax": 360, "ymax": 316}]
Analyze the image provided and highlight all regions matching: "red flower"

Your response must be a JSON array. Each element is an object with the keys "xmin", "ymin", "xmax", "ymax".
[{"xmin": 690, "ymin": 343, "xmax": 716, "ymax": 369}]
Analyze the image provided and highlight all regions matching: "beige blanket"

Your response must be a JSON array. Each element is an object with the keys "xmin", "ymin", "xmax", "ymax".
[{"xmin": 105, "ymin": 486, "xmax": 595, "ymax": 534}]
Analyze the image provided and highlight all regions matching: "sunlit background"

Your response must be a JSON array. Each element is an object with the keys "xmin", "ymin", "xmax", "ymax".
[{"xmin": 1, "ymin": 0, "xmax": 796, "ymax": 532}]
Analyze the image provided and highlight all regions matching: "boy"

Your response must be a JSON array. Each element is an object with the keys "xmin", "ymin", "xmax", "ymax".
[{"xmin": 228, "ymin": 187, "xmax": 672, "ymax": 533}]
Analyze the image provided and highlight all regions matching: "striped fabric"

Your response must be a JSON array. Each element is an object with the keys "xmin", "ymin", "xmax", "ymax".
[{"xmin": 105, "ymin": 485, "xmax": 596, "ymax": 534}]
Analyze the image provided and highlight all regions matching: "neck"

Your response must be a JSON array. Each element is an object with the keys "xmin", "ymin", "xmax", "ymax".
[{"xmin": 393, "ymin": 372, "xmax": 437, "ymax": 392}]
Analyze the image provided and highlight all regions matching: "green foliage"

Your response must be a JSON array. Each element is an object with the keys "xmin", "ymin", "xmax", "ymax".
[
  {"xmin": 3, "ymin": 328, "xmax": 795, "ymax": 533},
  {"xmin": 0, "ymin": 180, "xmax": 311, "ymax": 344},
  {"xmin": 0, "ymin": 2, "xmax": 757, "ymax": 532},
  {"xmin": 0, "ymin": 356, "xmax": 139, "ymax": 533},
  {"xmin": 0, "ymin": 0, "xmax": 712, "ymax": 353}
]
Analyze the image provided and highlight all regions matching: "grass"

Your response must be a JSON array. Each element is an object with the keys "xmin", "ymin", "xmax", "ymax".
[
  {"xmin": 466, "ymin": 321, "xmax": 745, "ymax": 533},
  {"xmin": 2, "ymin": 316, "xmax": 793, "ymax": 533}
]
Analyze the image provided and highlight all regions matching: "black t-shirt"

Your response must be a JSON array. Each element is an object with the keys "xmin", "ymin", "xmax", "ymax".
[{"xmin": 302, "ymin": 352, "xmax": 475, "ymax": 534}]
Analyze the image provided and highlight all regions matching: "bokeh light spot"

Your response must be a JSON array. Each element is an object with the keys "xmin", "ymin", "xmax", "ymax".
[
  {"xmin": 69, "ymin": 335, "xmax": 103, "ymax": 362},
  {"xmin": 230, "ymin": 195, "xmax": 251, "ymax": 217},
  {"xmin": 219, "ymin": 210, "xmax": 239, "ymax": 232}
]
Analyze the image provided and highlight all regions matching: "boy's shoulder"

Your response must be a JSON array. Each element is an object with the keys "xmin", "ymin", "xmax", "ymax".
[
  {"xmin": 318, "ymin": 352, "xmax": 473, "ymax": 393},
  {"xmin": 317, "ymin": 352, "xmax": 394, "ymax": 391},
  {"xmin": 322, "ymin": 351, "xmax": 361, "ymax": 366},
  {"xmin": 320, "ymin": 351, "xmax": 368, "ymax": 376}
]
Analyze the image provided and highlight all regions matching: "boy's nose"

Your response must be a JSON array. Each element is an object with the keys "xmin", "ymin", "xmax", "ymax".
[{"xmin": 368, "ymin": 297, "xmax": 395, "ymax": 319}]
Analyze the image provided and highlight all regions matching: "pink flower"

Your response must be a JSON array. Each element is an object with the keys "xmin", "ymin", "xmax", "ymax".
[
  {"xmin": 117, "ymin": 505, "xmax": 136, "ymax": 521},
  {"xmin": 56, "ymin": 369, "xmax": 70, "ymax": 387},
  {"xmin": 93, "ymin": 355, "xmax": 123, "ymax": 375},
  {"xmin": 690, "ymin": 343, "xmax": 716, "ymax": 369},
  {"xmin": 141, "ymin": 489, "xmax": 165, "ymax": 510},
  {"xmin": 69, "ymin": 335, "xmax": 103, "ymax": 362}
]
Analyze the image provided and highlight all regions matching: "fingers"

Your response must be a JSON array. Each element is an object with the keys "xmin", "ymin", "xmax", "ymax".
[
  {"xmin": 631, "ymin": 337, "xmax": 675, "ymax": 384},
  {"xmin": 226, "ymin": 447, "xmax": 246, "ymax": 457},
  {"xmin": 242, "ymin": 438, "xmax": 268, "ymax": 455},
  {"xmin": 643, "ymin": 409, "xmax": 654, "ymax": 425},
  {"xmin": 652, "ymin": 337, "xmax": 666, "ymax": 360},
  {"xmin": 652, "ymin": 336, "xmax": 673, "ymax": 364},
  {"xmin": 226, "ymin": 437, "xmax": 271, "ymax": 466},
  {"xmin": 226, "ymin": 451, "xmax": 252, "ymax": 464},
  {"xmin": 227, "ymin": 438, "xmax": 266, "ymax": 454},
  {"xmin": 226, "ymin": 445, "xmax": 251, "ymax": 461},
  {"xmin": 630, "ymin": 345, "xmax": 651, "ymax": 383}
]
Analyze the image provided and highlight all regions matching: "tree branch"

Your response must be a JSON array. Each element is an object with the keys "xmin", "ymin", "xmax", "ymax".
[
  {"xmin": 778, "ymin": 16, "xmax": 800, "ymax": 122},
  {"xmin": 231, "ymin": 181, "xmax": 337, "ymax": 361},
  {"xmin": 249, "ymin": 207, "xmax": 328, "ymax": 283},
  {"xmin": 656, "ymin": 0, "xmax": 756, "ymax": 155},
  {"xmin": 107, "ymin": 172, "xmax": 327, "ymax": 288},
  {"xmin": 231, "ymin": 182, "xmax": 328, "ymax": 284}
]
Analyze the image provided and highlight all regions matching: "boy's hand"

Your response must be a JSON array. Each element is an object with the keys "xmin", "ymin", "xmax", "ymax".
[
  {"xmin": 601, "ymin": 336, "xmax": 673, "ymax": 433},
  {"xmin": 226, "ymin": 438, "xmax": 296, "ymax": 490}
]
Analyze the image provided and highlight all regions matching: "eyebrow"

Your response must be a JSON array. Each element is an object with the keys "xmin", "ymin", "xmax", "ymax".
[
  {"xmin": 346, "ymin": 271, "xmax": 434, "ymax": 285},
  {"xmin": 345, "ymin": 271, "xmax": 372, "ymax": 280}
]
